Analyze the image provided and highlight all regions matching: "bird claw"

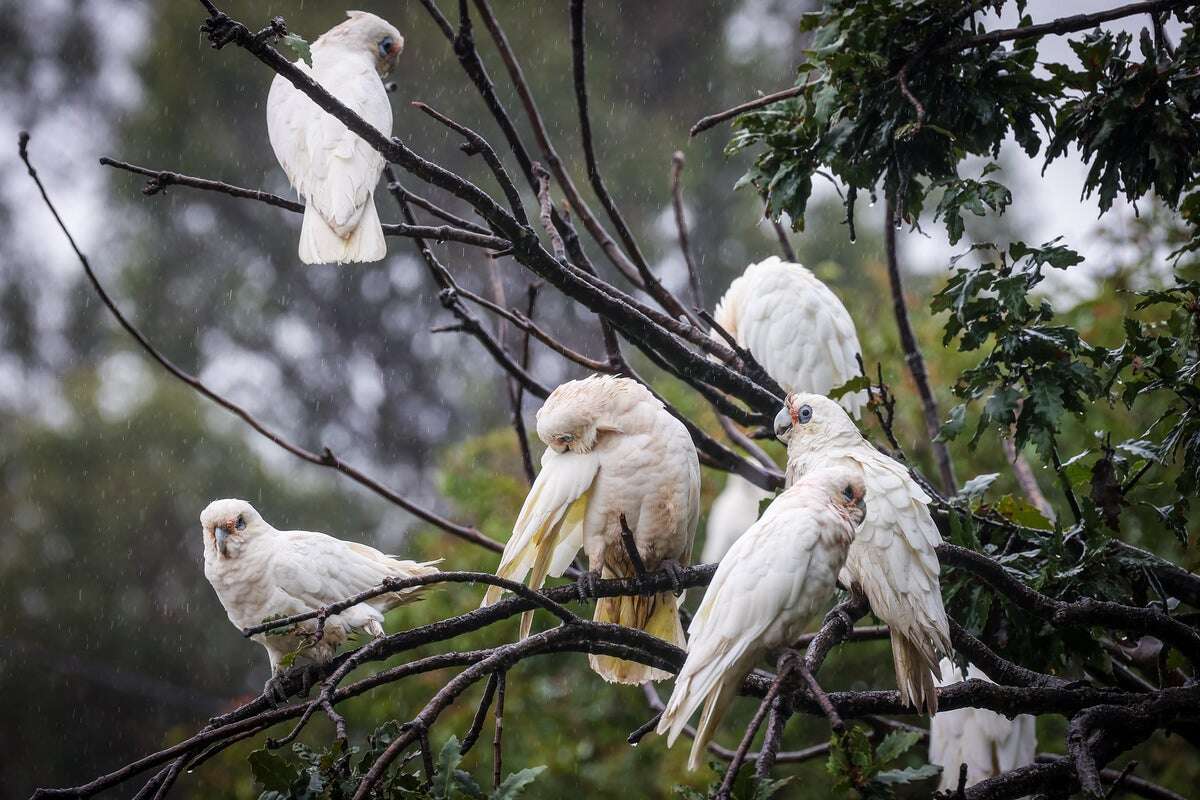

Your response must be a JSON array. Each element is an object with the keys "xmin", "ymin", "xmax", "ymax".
[
  {"xmin": 575, "ymin": 569, "xmax": 601, "ymax": 602},
  {"xmin": 262, "ymin": 663, "xmax": 321, "ymax": 706},
  {"xmin": 262, "ymin": 674, "xmax": 291, "ymax": 707},
  {"xmin": 659, "ymin": 559, "xmax": 685, "ymax": 596},
  {"xmin": 200, "ymin": 13, "xmax": 243, "ymax": 49},
  {"xmin": 776, "ymin": 648, "xmax": 803, "ymax": 678},
  {"xmin": 824, "ymin": 606, "xmax": 856, "ymax": 631}
]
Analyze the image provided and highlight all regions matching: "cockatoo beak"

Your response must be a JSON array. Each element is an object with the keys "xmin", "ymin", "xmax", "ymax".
[
  {"xmin": 214, "ymin": 526, "xmax": 230, "ymax": 557},
  {"xmin": 773, "ymin": 406, "xmax": 793, "ymax": 441}
]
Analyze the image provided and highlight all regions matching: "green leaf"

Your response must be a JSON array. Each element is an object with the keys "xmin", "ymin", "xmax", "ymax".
[
  {"xmin": 490, "ymin": 766, "xmax": 547, "ymax": 800},
  {"xmin": 281, "ymin": 33, "xmax": 313, "ymax": 66},
  {"xmin": 937, "ymin": 404, "xmax": 967, "ymax": 442},
  {"xmin": 874, "ymin": 730, "xmax": 922, "ymax": 765},
  {"xmin": 829, "ymin": 374, "xmax": 871, "ymax": 400},
  {"xmin": 249, "ymin": 748, "xmax": 295, "ymax": 793},
  {"xmin": 875, "ymin": 764, "xmax": 942, "ymax": 785},
  {"xmin": 753, "ymin": 776, "xmax": 796, "ymax": 800},
  {"xmin": 958, "ymin": 473, "xmax": 1000, "ymax": 501},
  {"xmin": 434, "ymin": 736, "xmax": 464, "ymax": 798}
]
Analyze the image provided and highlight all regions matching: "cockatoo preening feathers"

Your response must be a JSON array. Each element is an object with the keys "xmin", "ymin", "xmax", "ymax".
[
  {"xmin": 267, "ymin": 11, "xmax": 402, "ymax": 265},
  {"xmin": 200, "ymin": 499, "xmax": 438, "ymax": 686},
  {"xmin": 482, "ymin": 374, "xmax": 701, "ymax": 684},
  {"xmin": 929, "ymin": 658, "xmax": 1037, "ymax": 790},
  {"xmin": 656, "ymin": 467, "xmax": 867, "ymax": 770},
  {"xmin": 776, "ymin": 393, "xmax": 952, "ymax": 714}
]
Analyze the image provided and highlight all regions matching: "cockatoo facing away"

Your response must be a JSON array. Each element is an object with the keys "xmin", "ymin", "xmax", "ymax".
[
  {"xmin": 929, "ymin": 658, "xmax": 1037, "ymax": 789},
  {"xmin": 482, "ymin": 375, "xmax": 700, "ymax": 684},
  {"xmin": 712, "ymin": 256, "xmax": 867, "ymax": 417},
  {"xmin": 700, "ymin": 474, "xmax": 771, "ymax": 564},
  {"xmin": 200, "ymin": 499, "xmax": 437, "ymax": 697},
  {"xmin": 775, "ymin": 393, "xmax": 951, "ymax": 714},
  {"xmin": 656, "ymin": 467, "xmax": 867, "ymax": 770},
  {"xmin": 267, "ymin": 11, "xmax": 402, "ymax": 264}
]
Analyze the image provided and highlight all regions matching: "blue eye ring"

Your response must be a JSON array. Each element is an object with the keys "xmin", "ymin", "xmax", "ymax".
[
  {"xmin": 798, "ymin": 404, "xmax": 813, "ymax": 424},
  {"xmin": 378, "ymin": 37, "xmax": 394, "ymax": 58},
  {"xmin": 235, "ymin": 515, "xmax": 246, "ymax": 531}
]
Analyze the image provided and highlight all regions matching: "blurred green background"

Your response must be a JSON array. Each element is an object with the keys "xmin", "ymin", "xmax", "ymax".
[{"xmin": 1, "ymin": 1, "xmax": 1196, "ymax": 798}]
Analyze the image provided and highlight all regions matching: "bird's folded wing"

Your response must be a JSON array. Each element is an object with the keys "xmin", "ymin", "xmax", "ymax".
[
  {"xmin": 270, "ymin": 531, "xmax": 426, "ymax": 610},
  {"xmin": 664, "ymin": 512, "xmax": 818, "ymax": 742},
  {"xmin": 303, "ymin": 62, "xmax": 389, "ymax": 237},
  {"xmin": 846, "ymin": 454, "xmax": 950, "ymax": 651},
  {"xmin": 267, "ymin": 66, "xmax": 316, "ymax": 196},
  {"xmin": 482, "ymin": 450, "xmax": 599, "ymax": 607}
]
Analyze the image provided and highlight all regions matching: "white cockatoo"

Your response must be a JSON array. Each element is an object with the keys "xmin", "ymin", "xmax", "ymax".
[
  {"xmin": 775, "ymin": 393, "xmax": 951, "ymax": 714},
  {"xmin": 656, "ymin": 467, "xmax": 867, "ymax": 770},
  {"xmin": 267, "ymin": 11, "xmax": 402, "ymax": 264},
  {"xmin": 200, "ymin": 498, "xmax": 437, "ymax": 696},
  {"xmin": 929, "ymin": 658, "xmax": 1037, "ymax": 790},
  {"xmin": 699, "ymin": 257, "xmax": 867, "ymax": 561},
  {"xmin": 482, "ymin": 375, "xmax": 700, "ymax": 684},
  {"xmin": 711, "ymin": 256, "xmax": 867, "ymax": 417},
  {"xmin": 700, "ymin": 474, "xmax": 771, "ymax": 564}
]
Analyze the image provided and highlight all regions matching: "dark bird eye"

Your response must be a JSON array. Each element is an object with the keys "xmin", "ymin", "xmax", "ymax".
[
  {"xmin": 798, "ymin": 404, "xmax": 813, "ymax": 424},
  {"xmin": 842, "ymin": 485, "xmax": 855, "ymax": 501},
  {"xmin": 235, "ymin": 515, "xmax": 246, "ymax": 531},
  {"xmin": 378, "ymin": 37, "xmax": 393, "ymax": 58}
]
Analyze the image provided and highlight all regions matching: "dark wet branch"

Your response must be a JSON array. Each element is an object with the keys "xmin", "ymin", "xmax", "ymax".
[{"xmin": 690, "ymin": 84, "xmax": 805, "ymax": 137}]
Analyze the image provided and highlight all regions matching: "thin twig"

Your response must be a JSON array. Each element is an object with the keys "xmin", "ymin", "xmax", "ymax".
[
  {"xmin": 618, "ymin": 514, "xmax": 647, "ymax": 578},
  {"xmin": 690, "ymin": 85, "xmax": 804, "ymax": 137},
  {"xmin": 492, "ymin": 670, "xmax": 506, "ymax": 790},
  {"xmin": 669, "ymin": 151, "xmax": 704, "ymax": 311}
]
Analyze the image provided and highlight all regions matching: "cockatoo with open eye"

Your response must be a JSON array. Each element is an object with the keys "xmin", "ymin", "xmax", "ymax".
[
  {"xmin": 656, "ymin": 467, "xmax": 867, "ymax": 770},
  {"xmin": 700, "ymin": 474, "xmax": 771, "ymax": 564},
  {"xmin": 775, "ymin": 393, "xmax": 951, "ymax": 714},
  {"xmin": 699, "ymin": 257, "xmax": 866, "ymax": 561},
  {"xmin": 929, "ymin": 658, "xmax": 1037, "ymax": 789},
  {"xmin": 711, "ymin": 256, "xmax": 867, "ymax": 416},
  {"xmin": 267, "ymin": 11, "xmax": 403, "ymax": 264},
  {"xmin": 482, "ymin": 375, "xmax": 700, "ymax": 684},
  {"xmin": 200, "ymin": 499, "xmax": 438, "ymax": 697}
]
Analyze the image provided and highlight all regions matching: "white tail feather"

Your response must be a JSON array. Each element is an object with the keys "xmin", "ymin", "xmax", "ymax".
[{"xmin": 298, "ymin": 196, "xmax": 386, "ymax": 264}]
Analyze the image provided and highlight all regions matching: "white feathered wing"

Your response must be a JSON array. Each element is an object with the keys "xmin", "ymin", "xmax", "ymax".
[{"xmin": 657, "ymin": 480, "xmax": 857, "ymax": 769}]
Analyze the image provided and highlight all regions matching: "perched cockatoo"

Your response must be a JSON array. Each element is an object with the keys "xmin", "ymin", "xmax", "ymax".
[
  {"xmin": 656, "ymin": 467, "xmax": 867, "ymax": 770},
  {"xmin": 267, "ymin": 11, "xmax": 402, "ymax": 264},
  {"xmin": 775, "ymin": 393, "xmax": 951, "ymax": 714},
  {"xmin": 700, "ymin": 257, "xmax": 866, "ymax": 560},
  {"xmin": 700, "ymin": 474, "xmax": 771, "ymax": 564},
  {"xmin": 482, "ymin": 375, "xmax": 700, "ymax": 684},
  {"xmin": 200, "ymin": 498, "xmax": 437, "ymax": 697},
  {"xmin": 929, "ymin": 658, "xmax": 1037, "ymax": 790},
  {"xmin": 711, "ymin": 256, "xmax": 867, "ymax": 417}
]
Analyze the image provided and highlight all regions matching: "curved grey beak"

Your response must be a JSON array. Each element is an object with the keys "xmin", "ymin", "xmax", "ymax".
[
  {"xmin": 773, "ymin": 406, "xmax": 793, "ymax": 441},
  {"xmin": 215, "ymin": 526, "xmax": 230, "ymax": 557}
]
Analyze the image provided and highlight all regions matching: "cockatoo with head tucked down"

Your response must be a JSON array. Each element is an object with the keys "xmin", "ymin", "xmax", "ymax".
[
  {"xmin": 775, "ymin": 393, "xmax": 951, "ymax": 714},
  {"xmin": 929, "ymin": 658, "xmax": 1037, "ymax": 790},
  {"xmin": 699, "ymin": 257, "xmax": 866, "ymax": 563},
  {"xmin": 656, "ymin": 467, "xmax": 867, "ymax": 770},
  {"xmin": 267, "ymin": 11, "xmax": 402, "ymax": 264},
  {"xmin": 482, "ymin": 375, "xmax": 700, "ymax": 684},
  {"xmin": 201, "ymin": 499, "xmax": 437, "ymax": 698}
]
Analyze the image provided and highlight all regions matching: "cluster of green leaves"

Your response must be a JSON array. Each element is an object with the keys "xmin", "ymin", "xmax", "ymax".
[
  {"xmin": 727, "ymin": 0, "xmax": 1052, "ymax": 231},
  {"xmin": 1047, "ymin": 23, "xmax": 1200, "ymax": 256},
  {"xmin": 933, "ymin": 238, "xmax": 1100, "ymax": 460},
  {"xmin": 727, "ymin": 1, "xmax": 1200, "ymax": 257},
  {"xmin": 825, "ymin": 726, "xmax": 939, "ymax": 799},
  {"xmin": 249, "ymin": 728, "xmax": 544, "ymax": 800}
]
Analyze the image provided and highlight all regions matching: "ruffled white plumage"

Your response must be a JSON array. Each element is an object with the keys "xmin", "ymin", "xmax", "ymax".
[
  {"xmin": 712, "ymin": 257, "xmax": 866, "ymax": 418},
  {"xmin": 483, "ymin": 375, "xmax": 700, "ymax": 683},
  {"xmin": 201, "ymin": 500, "xmax": 437, "ymax": 673},
  {"xmin": 929, "ymin": 658, "xmax": 1037, "ymax": 790}
]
